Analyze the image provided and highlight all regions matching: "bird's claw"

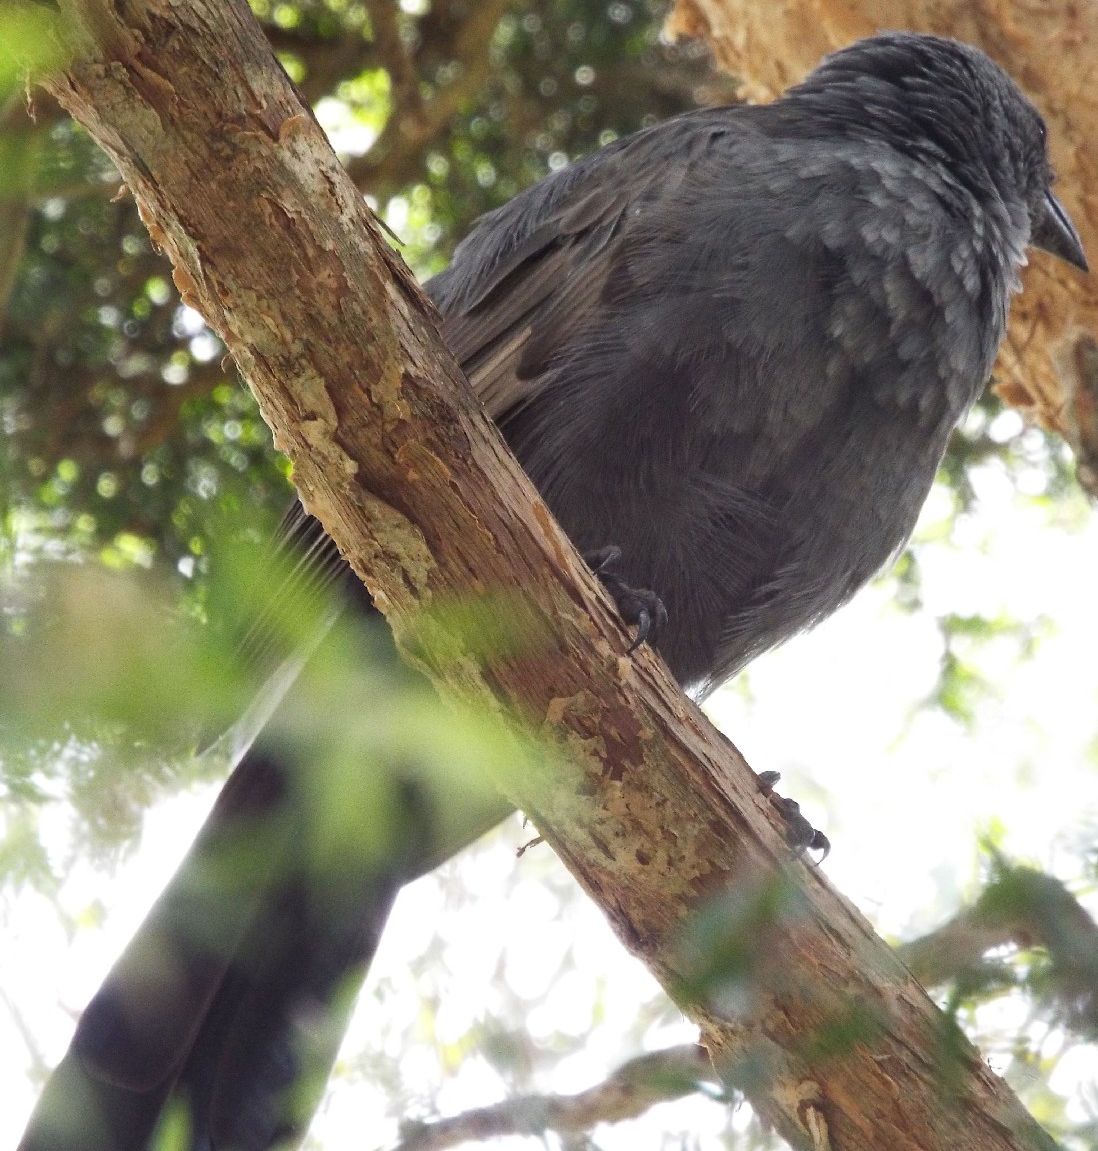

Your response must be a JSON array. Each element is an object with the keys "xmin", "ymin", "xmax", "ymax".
[
  {"xmin": 585, "ymin": 546, "xmax": 667, "ymax": 653},
  {"xmin": 756, "ymin": 771, "xmax": 830, "ymax": 863},
  {"xmin": 626, "ymin": 596, "xmax": 669, "ymax": 654},
  {"xmin": 585, "ymin": 545, "xmax": 622, "ymax": 575}
]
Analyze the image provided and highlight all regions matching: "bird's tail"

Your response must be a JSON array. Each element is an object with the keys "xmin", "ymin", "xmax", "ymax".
[{"xmin": 18, "ymin": 634, "xmax": 509, "ymax": 1151}]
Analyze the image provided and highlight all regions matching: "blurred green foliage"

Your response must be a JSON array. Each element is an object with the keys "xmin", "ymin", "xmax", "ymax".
[{"xmin": 0, "ymin": 5, "xmax": 67, "ymax": 102}]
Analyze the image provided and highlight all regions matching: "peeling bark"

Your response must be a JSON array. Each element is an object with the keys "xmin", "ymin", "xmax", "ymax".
[
  {"xmin": 39, "ymin": 2, "xmax": 1065, "ymax": 1149},
  {"xmin": 666, "ymin": 0, "xmax": 1098, "ymax": 495}
]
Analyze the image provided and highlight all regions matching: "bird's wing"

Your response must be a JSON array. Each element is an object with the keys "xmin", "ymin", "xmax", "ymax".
[{"xmin": 426, "ymin": 107, "xmax": 745, "ymax": 420}]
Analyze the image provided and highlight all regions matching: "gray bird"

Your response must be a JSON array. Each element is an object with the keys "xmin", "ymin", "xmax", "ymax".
[{"xmin": 19, "ymin": 31, "xmax": 1087, "ymax": 1151}]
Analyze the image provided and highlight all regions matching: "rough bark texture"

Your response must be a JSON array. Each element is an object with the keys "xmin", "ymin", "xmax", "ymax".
[
  {"xmin": 666, "ymin": 0, "xmax": 1098, "ymax": 495},
  {"xmin": 41, "ymin": 2, "xmax": 1063, "ymax": 1149}
]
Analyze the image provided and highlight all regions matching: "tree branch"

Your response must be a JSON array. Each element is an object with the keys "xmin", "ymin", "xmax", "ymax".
[
  {"xmin": 899, "ymin": 863, "xmax": 1098, "ymax": 1040},
  {"xmin": 0, "ymin": 96, "xmax": 37, "ymax": 334},
  {"xmin": 393, "ymin": 1045, "xmax": 715, "ymax": 1151},
  {"xmin": 40, "ymin": 2, "xmax": 1062, "ymax": 1148},
  {"xmin": 362, "ymin": 0, "xmax": 421, "ymax": 128},
  {"xmin": 262, "ymin": 21, "xmax": 382, "ymax": 107},
  {"xmin": 345, "ymin": 0, "xmax": 513, "ymax": 196}
]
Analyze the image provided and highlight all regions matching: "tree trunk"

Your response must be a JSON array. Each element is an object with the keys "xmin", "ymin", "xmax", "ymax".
[{"xmin": 40, "ymin": 2, "xmax": 1064, "ymax": 1148}]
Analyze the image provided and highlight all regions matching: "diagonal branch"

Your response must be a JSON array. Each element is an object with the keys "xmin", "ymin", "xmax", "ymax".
[
  {"xmin": 40, "ymin": 3, "xmax": 1061, "ymax": 1149},
  {"xmin": 393, "ymin": 1045, "xmax": 715, "ymax": 1151},
  {"xmin": 899, "ymin": 863, "xmax": 1098, "ymax": 1039},
  {"xmin": 345, "ymin": 0, "xmax": 513, "ymax": 196},
  {"xmin": 362, "ymin": 0, "xmax": 421, "ymax": 129},
  {"xmin": 262, "ymin": 22, "xmax": 382, "ymax": 106}
]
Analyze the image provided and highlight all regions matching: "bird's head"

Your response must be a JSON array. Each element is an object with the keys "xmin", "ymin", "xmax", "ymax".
[{"xmin": 789, "ymin": 32, "xmax": 1088, "ymax": 272}]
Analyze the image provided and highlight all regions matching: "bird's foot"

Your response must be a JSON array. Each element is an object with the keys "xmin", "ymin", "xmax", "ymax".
[
  {"xmin": 756, "ymin": 771, "xmax": 830, "ymax": 863},
  {"xmin": 585, "ymin": 545, "xmax": 667, "ymax": 653}
]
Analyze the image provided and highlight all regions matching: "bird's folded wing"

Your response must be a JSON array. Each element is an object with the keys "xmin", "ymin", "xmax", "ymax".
[{"xmin": 428, "ymin": 107, "xmax": 745, "ymax": 420}]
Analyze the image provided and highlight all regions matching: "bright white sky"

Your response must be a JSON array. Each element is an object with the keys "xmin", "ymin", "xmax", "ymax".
[{"xmin": 5, "ymin": 453, "xmax": 1098, "ymax": 1150}]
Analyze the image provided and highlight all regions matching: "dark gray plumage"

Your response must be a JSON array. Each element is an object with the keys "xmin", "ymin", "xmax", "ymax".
[
  {"xmin": 19, "ymin": 32, "xmax": 1086, "ymax": 1151},
  {"xmin": 429, "ymin": 31, "xmax": 1084, "ymax": 690}
]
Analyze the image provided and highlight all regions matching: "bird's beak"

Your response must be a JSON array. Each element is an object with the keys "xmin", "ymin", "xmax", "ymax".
[{"xmin": 1032, "ymin": 190, "xmax": 1088, "ymax": 271}]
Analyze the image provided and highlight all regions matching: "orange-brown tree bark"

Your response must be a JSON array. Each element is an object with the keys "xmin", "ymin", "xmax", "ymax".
[{"xmin": 37, "ymin": 2, "xmax": 1067, "ymax": 1148}]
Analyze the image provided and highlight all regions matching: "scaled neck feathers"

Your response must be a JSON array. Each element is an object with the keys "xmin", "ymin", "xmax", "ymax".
[{"xmin": 779, "ymin": 32, "xmax": 1042, "ymax": 269}]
